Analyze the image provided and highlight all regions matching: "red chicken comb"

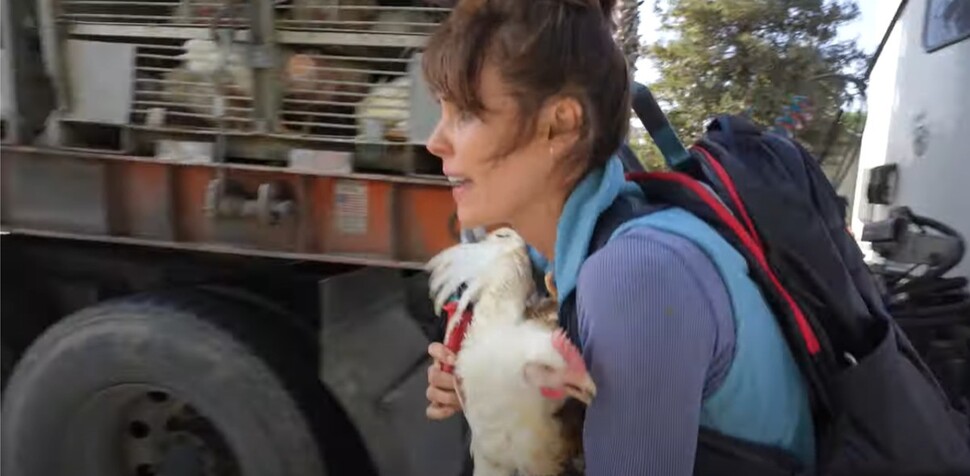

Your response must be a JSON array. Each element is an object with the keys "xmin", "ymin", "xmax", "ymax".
[{"xmin": 552, "ymin": 328, "xmax": 586, "ymax": 372}]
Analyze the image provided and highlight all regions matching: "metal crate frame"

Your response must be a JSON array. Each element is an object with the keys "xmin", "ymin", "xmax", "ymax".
[{"xmin": 38, "ymin": 0, "xmax": 449, "ymax": 170}]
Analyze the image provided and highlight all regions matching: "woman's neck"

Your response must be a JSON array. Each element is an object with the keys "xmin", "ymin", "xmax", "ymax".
[{"xmin": 509, "ymin": 193, "xmax": 567, "ymax": 263}]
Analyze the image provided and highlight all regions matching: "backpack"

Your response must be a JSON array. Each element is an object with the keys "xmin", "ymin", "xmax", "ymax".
[{"xmin": 559, "ymin": 83, "xmax": 970, "ymax": 476}]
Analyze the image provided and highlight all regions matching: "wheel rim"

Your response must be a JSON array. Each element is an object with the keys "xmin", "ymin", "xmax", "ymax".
[{"xmin": 65, "ymin": 384, "xmax": 240, "ymax": 476}]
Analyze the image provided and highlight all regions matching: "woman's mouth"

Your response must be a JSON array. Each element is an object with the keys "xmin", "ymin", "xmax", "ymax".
[
  {"xmin": 447, "ymin": 176, "xmax": 472, "ymax": 201},
  {"xmin": 447, "ymin": 176, "xmax": 470, "ymax": 186}
]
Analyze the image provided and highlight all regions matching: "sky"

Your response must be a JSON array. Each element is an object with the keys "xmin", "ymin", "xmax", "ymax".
[{"xmin": 633, "ymin": 0, "xmax": 901, "ymax": 84}]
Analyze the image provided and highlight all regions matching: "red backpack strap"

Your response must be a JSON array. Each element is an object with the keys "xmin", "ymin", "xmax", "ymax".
[{"xmin": 623, "ymin": 170, "xmax": 831, "ymax": 416}]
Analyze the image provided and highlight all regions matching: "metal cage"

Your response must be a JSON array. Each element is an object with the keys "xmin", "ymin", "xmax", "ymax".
[
  {"xmin": 129, "ymin": 39, "xmax": 258, "ymax": 134},
  {"xmin": 270, "ymin": 1, "xmax": 449, "ymax": 167},
  {"xmin": 275, "ymin": 2, "xmax": 443, "ymax": 36},
  {"xmin": 54, "ymin": 0, "xmax": 250, "ymax": 28},
  {"xmin": 38, "ymin": 0, "xmax": 449, "ymax": 171}
]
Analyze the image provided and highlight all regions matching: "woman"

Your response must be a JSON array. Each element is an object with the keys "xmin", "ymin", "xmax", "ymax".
[{"xmin": 421, "ymin": 0, "xmax": 816, "ymax": 474}]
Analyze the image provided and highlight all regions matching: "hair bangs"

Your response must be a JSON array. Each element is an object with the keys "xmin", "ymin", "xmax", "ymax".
[{"xmin": 421, "ymin": 4, "xmax": 501, "ymax": 115}]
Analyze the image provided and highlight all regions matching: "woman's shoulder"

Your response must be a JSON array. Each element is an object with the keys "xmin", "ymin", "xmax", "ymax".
[
  {"xmin": 577, "ymin": 223, "xmax": 727, "ymax": 296},
  {"xmin": 574, "ymin": 220, "xmax": 737, "ymax": 397},
  {"xmin": 575, "ymin": 223, "xmax": 735, "ymax": 355}
]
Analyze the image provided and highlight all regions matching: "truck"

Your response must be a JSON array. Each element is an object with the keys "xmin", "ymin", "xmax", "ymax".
[
  {"xmin": 847, "ymin": 0, "xmax": 970, "ymax": 409},
  {"xmin": 848, "ymin": 0, "xmax": 970, "ymax": 278},
  {"xmin": 1, "ymin": 1, "xmax": 472, "ymax": 475},
  {"xmin": 3, "ymin": 0, "xmax": 968, "ymax": 475}
]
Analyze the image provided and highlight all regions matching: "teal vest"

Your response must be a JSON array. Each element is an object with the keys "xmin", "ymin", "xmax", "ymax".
[
  {"xmin": 610, "ymin": 207, "xmax": 817, "ymax": 466},
  {"xmin": 533, "ymin": 156, "xmax": 815, "ymax": 466}
]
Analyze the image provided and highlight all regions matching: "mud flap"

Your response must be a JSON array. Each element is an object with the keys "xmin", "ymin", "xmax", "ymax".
[{"xmin": 318, "ymin": 267, "xmax": 469, "ymax": 476}]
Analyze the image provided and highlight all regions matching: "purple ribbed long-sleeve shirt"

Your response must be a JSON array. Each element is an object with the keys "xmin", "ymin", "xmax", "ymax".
[{"xmin": 575, "ymin": 225, "xmax": 736, "ymax": 475}]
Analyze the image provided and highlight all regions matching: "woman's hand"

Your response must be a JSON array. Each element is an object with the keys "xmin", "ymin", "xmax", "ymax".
[{"xmin": 426, "ymin": 342, "xmax": 463, "ymax": 420}]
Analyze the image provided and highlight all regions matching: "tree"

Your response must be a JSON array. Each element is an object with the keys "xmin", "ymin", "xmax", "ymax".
[
  {"xmin": 641, "ymin": 0, "xmax": 869, "ymax": 163},
  {"xmin": 616, "ymin": 0, "xmax": 645, "ymax": 68}
]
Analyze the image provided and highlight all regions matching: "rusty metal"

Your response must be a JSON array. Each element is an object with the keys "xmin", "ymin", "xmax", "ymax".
[
  {"xmin": 204, "ymin": 178, "xmax": 296, "ymax": 226},
  {"xmin": 1, "ymin": 145, "xmax": 456, "ymax": 269}
]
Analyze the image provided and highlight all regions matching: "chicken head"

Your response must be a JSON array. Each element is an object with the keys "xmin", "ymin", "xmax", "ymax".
[{"xmin": 523, "ymin": 329, "xmax": 597, "ymax": 405}]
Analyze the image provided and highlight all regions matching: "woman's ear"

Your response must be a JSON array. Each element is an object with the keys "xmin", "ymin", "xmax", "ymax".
[{"xmin": 546, "ymin": 96, "xmax": 583, "ymax": 145}]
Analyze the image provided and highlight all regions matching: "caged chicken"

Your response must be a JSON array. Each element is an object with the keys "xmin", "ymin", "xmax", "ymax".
[
  {"xmin": 153, "ymin": 38, "xmax": 254, "ymax": 130},
  {"xmin": 355, "ymin": 75, "xmax": 410, "ymax": 142},
  {"xmin": 280, "ymin": 50, "xmax": 371, "ymax": 137},
  {"xmin": 288, "ymin": 0, "xmax": 379, "ymax": 30},
  {"xmin": 426, "ymin": 227, "xmax": 596, "ymax": 476}
]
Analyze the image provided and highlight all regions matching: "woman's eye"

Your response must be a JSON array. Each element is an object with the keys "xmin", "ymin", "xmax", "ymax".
[{"xmin": 441, "ymin": 102, "xmax": 469, "ymax": 122}]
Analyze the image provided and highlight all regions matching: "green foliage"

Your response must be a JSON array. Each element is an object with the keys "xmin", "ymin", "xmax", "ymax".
[
  {"xmin": 642, "ymin": 0, "xmax": 869, "ymax": 154},
  {"xmin": 617, "ymin": 0, "xmax": 646, "ymax": 68},
  {"xmin": 628, "ymin": 125, "xmax": 668, "ymax": 170}
]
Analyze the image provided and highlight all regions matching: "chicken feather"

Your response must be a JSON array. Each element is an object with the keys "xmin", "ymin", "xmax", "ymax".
[
  {"xmin": 426, "ymin": 227, "xmax": 534, "ymax": 328},
  {"xmin": 425, "ymin": 227, "xmax": 595, "ymax": 476}
]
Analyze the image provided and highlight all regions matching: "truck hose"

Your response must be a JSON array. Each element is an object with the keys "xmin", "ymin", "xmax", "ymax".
[{"xmin": 869, "ymin": 210, "xmax": 970, "ymax": 405}]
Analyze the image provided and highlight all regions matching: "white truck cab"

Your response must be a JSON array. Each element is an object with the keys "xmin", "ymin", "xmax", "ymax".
[{"xmin": 850, "ymin": 0, "xmax": 970, "ymax": 278}]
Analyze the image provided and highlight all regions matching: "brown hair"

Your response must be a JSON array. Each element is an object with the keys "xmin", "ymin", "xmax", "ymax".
[{"xmin": 422, "ymin": 0, "xmax": 630, "ymax": 175}]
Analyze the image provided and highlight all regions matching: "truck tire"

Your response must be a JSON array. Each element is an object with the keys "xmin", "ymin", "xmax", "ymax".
[{"xmin": 1, "ymin": 290, "xmax": 328, "ymax": 476}]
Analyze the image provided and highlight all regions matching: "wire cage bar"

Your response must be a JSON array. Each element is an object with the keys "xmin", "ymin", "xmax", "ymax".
[
  {"xmin": 129, "ymin": 39, "xmax": 257, "ymax": 134},
  {"xmin": 43, "ymin": 0, "xmax": 453, "ymax": 170},
  {"xmin": 277, "ymin": 50, "xmax": 408, "ymax": 143},
  {"xmin": 274, "ymin": 2, "xmax": 447, "ymax": 36},
  {"xmin": 57, "ymin": 0, "xmax": 250, "ymax": 28},
  {"xmin": 271, "ymin": 1, "xmax": 449, "ymax": 151}
]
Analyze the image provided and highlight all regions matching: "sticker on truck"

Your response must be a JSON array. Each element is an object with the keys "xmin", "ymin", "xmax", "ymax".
[{"xmin": 334, "ymin": 180, "xmax": 368, "ymax": 235}]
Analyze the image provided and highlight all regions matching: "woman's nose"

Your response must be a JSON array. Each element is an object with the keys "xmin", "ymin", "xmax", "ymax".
[{"xmin": 425, "ymin": 120, "xmax": 452, "ymax": 161}]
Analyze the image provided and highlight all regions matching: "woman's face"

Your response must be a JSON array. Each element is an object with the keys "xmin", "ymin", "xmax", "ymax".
[{"xmin": 425, "ymin": 64, "xmax": 564, "ymax": 229}]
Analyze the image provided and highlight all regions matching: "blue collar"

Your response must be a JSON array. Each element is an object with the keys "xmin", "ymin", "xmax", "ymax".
[{"xmin": 527, "ymin": 155, "xmax": 642, "ymax": 305}]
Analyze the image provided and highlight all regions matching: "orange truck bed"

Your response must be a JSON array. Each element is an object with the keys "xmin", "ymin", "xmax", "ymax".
[{"xmin": 0, "ymin": 145, "xmax": 459, "ymax": 269}]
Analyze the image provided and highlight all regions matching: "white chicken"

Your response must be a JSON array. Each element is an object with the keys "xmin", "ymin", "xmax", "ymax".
[
  {"xmin": 156, "ymin": 39, "xmax": 253, "ymax": 129},
  {"xmin": 355, "ymin": 75, "xmax": 410, "ymax": 142},
  {"xmin": 176, "ymin": 38, "xmax": 253, "ymax": 93},
  {"xmin": 426, "ymin": 227, "xmax": 596, "ymax": 476}
]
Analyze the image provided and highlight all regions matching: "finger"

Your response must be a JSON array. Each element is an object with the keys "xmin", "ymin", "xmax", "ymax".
[
  {"xmin": 426, "ymin": 385, "xmax": 460, "ymax": 407},
  {"xmin": 428, "ymin": 366, "xmax": 457, "ymax": 390},
  {"xmin": 426, "ymin": 403, "xmax": 457, "ymax": 420},
  {"xmin": 428, "ymin": 343, "xmax": 456, "ymax": 365},
  {"xmin": 426, "ymin": 385, "xmax": 461, "ymax": 408}
]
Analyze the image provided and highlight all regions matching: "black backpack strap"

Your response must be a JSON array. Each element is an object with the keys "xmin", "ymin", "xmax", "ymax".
[
  {"xmin": 638, "ymin": 170, "xmax": 831, "ymax": 412},
  {"xmin": 694, "ymin": 427, "xmax": 805, "ymax": 476}
]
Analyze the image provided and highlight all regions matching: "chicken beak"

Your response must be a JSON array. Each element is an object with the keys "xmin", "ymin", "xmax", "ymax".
[{"xmin": 564, "ymin": 374, "xmax": 597, "ymax": 405}]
